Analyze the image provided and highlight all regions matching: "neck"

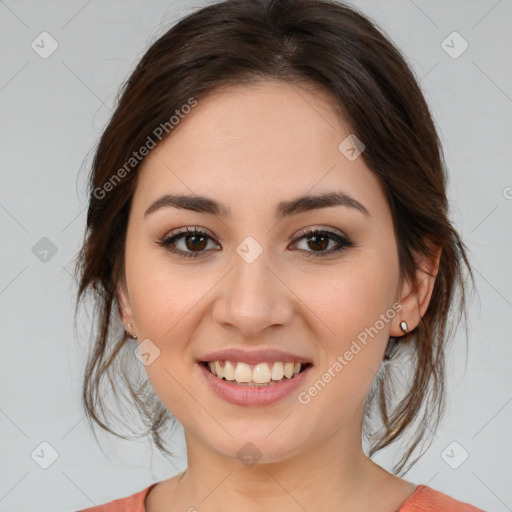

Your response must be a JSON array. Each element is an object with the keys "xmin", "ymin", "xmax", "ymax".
[{"xmin": 172, "ymin": 428, "xmax": 390, "ymax": 512}]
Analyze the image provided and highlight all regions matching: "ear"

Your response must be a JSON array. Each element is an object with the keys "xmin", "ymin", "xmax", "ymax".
[
  {"xmin": 116, "ymin": 275, "xmax": 135, "ymax": 333},
  {"xmin": 391, "ymin": 238, "xmax": 442, "ymax": 337}
]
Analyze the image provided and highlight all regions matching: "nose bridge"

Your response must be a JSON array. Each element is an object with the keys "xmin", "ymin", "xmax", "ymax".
[{"xmin": 213, "ymin": 238, "xmax": 293, "ymax": 335}]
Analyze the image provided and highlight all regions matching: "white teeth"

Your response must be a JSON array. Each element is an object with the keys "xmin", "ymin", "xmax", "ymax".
[
  {"xmin": 207, "ymin": 360, "xmax": 306, "ymax": 383},
  {"xmin": 284, "ymin": 362, "xmax": 294, "ymax": 378},
  {"xmin": 223, "ymin": 360, "xmax": 236, "ymax": 380},
  {"xmin": 271, "ymin": 361, "xmax": 284, "ymax": 380},
  {"xmin": 253, "ymin": 363, "xmax": 271, "ymax": 383},
  {"xmin": 233, "ymin": 362, "xmax": 252, "ymax": 382}
]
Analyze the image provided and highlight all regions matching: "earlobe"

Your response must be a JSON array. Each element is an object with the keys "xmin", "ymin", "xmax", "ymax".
[
  {"xmin": 117, "ymin": 282, "xmax": 138, "ymax": 339},
  {"xmin": 116, "ymin": 278, "xmax": 134, "ymax": 326},
  {"xmin": 393, "ymin": 240, "xmax": 442, "ymax": 337}
]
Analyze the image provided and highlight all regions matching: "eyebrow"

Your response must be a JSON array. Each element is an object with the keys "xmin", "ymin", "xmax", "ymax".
[{"xmin": 143, "ymin": 190, "xmax": 370, "ymax": 219}]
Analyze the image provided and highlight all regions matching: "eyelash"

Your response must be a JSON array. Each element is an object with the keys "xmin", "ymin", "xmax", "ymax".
[{"xmin": 156, "ymin": 226, "xmax": 355, "ymax": 259}]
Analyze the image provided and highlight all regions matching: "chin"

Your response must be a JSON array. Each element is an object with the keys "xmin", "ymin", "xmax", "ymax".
[{"xmin": 202, "ymin": 426, "xmax": 312, "ymax": 467}]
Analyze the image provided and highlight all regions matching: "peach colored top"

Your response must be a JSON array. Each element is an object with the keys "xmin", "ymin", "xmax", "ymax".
[{"xmin": 76, "ymin": 483, "xmax": 485, "ymax": 511}]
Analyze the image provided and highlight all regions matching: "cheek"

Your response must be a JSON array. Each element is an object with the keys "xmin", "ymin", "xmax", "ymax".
[
  {"xmin": 127, "ymin": 264, "xmax": 203, "ymax": 420},
  {"xmin": 125, "ymin": 238, "xmax": 204, "ymax": 337},
  {"xmin": 124, "ymin": 247, "xmax": 216, "ymax": 398},
  {"xmin": 298, "ymin": 258, "xmax": 399, "ymax": 420},
  {"xmin": 312, "ymin": 242, "xmax": 400, "ymax": 367}
]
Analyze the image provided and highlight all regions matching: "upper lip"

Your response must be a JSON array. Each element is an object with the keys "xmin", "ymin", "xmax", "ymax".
[{"xmin": 198, "ymin": 347, "xmax": 313, "ymax": 365}]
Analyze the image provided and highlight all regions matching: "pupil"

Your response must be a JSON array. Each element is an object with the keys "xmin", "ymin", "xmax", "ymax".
[
  {"xmin": 308, "ymin": 235, "xmax": 328, "ymax": 251},
  {"xmin": 186, "ymin": 235, "xmax": 207, "ymax": 251}
]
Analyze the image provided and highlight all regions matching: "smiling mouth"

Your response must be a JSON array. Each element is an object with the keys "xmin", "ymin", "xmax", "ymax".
[{"xmin": 201, "ymin": 360, "xmax": 313, "ymax": 387}]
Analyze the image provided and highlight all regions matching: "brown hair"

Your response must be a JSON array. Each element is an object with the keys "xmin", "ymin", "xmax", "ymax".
[{"xmin": 74, "ymin": 0, "xmax": 474, "ymax": 475}]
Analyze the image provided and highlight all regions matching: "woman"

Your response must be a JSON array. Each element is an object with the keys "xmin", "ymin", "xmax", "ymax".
[{"xmin": 74, "ymin": 0, "xmax": 483, "ymax": 510}]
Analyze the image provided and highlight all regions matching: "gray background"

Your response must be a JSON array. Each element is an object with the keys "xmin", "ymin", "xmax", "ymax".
[{"xmin": 1, "ymin": 0, "xmax": 511, "ymax": 511}]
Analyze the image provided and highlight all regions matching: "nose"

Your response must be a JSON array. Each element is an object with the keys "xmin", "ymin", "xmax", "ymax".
[{"xmin": 212, "ymin": 249, "xmax": 294, "ymax": 338}]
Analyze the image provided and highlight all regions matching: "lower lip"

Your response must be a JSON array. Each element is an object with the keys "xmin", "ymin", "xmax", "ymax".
[{"xmin": 197, "ymin": 362, "xmax": 312, "ymax": 406}]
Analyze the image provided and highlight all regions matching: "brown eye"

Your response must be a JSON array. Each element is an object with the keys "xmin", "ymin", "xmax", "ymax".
[
  {"xmin": 157, "ymin": 226, "xmax": 354, "ymax": 259},
  {"xmin": 292, "ymin": 228, "xmax": 354, "ymax": 257},
  {"xmin": 305, "ymin": 233, "xmax": 330, "ymax": 252},
  {"xmin": 157, "ymin": 227, "xmax": 220, "ymax": 258},
  {"xmin": 184, "ymin": 233, "xmax": 208, "ymax": 251}
]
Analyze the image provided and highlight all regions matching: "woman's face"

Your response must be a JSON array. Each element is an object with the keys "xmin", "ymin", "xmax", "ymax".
[{"xmin": 118, "ymin": 80, "xmax": 407, "ymax": 464}]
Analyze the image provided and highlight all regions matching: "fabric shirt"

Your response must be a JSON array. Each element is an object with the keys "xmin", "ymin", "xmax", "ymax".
[{"xmin": 76, "ymin": 483, "xmax": 485, "ymax": 511}]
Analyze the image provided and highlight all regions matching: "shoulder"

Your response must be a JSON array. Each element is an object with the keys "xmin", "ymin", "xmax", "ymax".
[
  {"xmin": 76, "ymin": 483, "xmax": 158, "ymax": 512},
  {"xmin": 398, "ymin": 485, "xmax": 485, "ymax": 512}
]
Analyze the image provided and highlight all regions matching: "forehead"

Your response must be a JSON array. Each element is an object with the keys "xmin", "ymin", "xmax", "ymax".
[{"xmin": 133, "ymin": 80, "xmax": 385, "ymax": 217}]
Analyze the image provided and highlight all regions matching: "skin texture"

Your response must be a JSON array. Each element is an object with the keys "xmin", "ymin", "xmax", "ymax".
[{"xmin": 117, "ymin": 80, "xmax": 441, "ymax": 512}]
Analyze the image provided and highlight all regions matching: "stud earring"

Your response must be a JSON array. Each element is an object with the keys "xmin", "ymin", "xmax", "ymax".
[
  {"xmin": 399, "ymin": 320, "xmax": 408, "ymax": 333},
  {"xmin": 125, "ymin": 322, "xmax": 137, "ymax": 340}
]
